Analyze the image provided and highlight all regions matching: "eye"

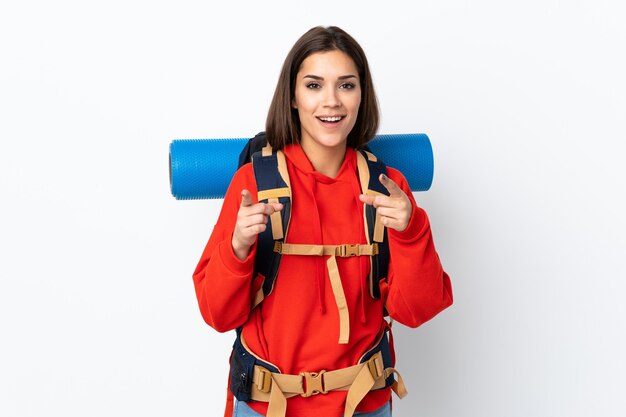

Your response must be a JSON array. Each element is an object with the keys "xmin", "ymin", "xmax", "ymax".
[
  {"xmin": 339, "ymin": 82, "xmax": 356, "ymax": 90},
  {"xmin": 306, "ymin": 82, "xmax": 321, "ymax": 89}
]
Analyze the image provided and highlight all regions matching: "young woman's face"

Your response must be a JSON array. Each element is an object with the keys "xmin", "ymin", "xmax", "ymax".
[{"xmin": 293, "ymin": 50, "xmax": 361, "ymax": 152}]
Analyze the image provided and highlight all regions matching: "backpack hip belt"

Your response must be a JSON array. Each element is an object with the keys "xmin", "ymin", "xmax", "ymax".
[{"xmin": 232, "ymin": 328, "xmax": 407, "ymax": 417}]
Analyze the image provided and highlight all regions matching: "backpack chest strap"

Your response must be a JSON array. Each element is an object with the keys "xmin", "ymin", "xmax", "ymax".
[
  {"xmin": 273, "ymin": 242, "xmax": 379, "ymax": 257},
  {"xmin": 271, "ymin": 242, "xmax": 378, "ymax": 345}
]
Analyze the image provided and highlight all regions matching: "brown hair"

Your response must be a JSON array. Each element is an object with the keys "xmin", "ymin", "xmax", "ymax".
[{"xmin": 265, "ymin": 26, "xmax": 379, "ymax": 150}]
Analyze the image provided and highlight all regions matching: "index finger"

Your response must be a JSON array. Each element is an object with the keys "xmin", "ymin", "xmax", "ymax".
[
  {"xmin": 379, "ymin": 174, "xmax": 403, "ymax": 198},
  {"xmin": 240, "ymin": 189, "xmax": 254, "ymax": 207}
]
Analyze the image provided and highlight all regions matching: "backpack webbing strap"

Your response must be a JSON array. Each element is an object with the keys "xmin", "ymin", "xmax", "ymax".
[
  {"xmin": 327, "ymin": 255, "xmax": 350, "ymax": 343},
  {"xmin": 273, "ymin": 242, "xmax": 378, "ymax": 257},
  {"xmin": 356, "ymin": 150, "xmax": 390, "ymax": 299},
  {"xmin": 257, "ymin": 188, "xmax": 290, "ymax": 201}
]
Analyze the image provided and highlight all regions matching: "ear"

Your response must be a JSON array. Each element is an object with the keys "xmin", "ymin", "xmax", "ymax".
[{"xmin": 291, "ymin": 98, "xmax": 297, "ymax": 109}]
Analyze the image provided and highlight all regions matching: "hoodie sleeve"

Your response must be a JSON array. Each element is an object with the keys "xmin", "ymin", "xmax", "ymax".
[
  {"xmin": 192, "ymin": 164, "xmax": 260, "ymax": 332},
  {"xmin": 379, "ymin": 167, "xmax": 453, "ymax": 328}
]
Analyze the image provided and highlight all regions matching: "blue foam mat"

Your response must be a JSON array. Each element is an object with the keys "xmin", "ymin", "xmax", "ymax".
[{"xmin": 169, "ymin": 133, "xmax": 434, "ymax": 200}]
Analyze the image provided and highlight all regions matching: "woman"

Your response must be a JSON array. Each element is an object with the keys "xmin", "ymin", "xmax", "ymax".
[{"xmin": 193, "ymin": 26, "xmax": 453, "ymax": 417}]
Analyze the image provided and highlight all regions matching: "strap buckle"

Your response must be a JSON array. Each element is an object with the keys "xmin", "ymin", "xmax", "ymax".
[
  {"xmin": 367, "ymin": 355, "xmax": 384, "ymax": 380},
  {"xmin": 257, "ymin": 367, "xmax": 272, "ymax": 393},
  {"xmin": 300, "ymin": 370, "xmax": 327, "ymax": 397},
  {"xmin": 273, "ymin": 241, "xmax": 283, "ymax": 254},
  {"xmin": 339, "ymin": 244, "xmax": 360, "ymax": 257}
]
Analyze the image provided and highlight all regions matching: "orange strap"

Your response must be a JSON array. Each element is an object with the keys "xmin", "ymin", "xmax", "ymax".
[
  {"xmin": 273, "ymin": 242, "xmax": 378, "ymax": 257},
  {"xmin": 327, "ymin": 255, "xmax": 350, "ymax": 343}
]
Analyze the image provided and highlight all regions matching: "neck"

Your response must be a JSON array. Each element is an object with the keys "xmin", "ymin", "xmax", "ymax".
[{"xmin": 300, "ymin": 142, "xmax": 347, "ymax": 178}]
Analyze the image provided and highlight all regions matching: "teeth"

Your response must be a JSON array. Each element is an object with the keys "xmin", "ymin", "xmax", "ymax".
[{"xmin": 319, "ymin": 116, "xmax": 342, "ymax": 122}]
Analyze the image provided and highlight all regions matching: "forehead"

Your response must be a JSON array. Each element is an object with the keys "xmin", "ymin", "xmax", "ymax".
[{"xmin": 297, "ymin": 50, "xmax": 359, "ymax": 78}]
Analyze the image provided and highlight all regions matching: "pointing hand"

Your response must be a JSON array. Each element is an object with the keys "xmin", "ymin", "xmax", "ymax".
[
  {"xmin": 232, "ymin": 189, "xmax": 283, "ymax": 260},
  {"xmin": 358, "ymin": 174, "xmax": 412, "ymax": 232}
]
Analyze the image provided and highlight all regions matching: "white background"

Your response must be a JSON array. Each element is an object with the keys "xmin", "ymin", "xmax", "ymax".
[{"xmin": 1, "ymin": 1, "xmax": 625, "ymax": 416}]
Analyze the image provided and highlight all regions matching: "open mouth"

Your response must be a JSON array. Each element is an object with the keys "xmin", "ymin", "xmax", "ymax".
[{"xmin": 316, "ymin": 116, "xmax": 345, "ymax": 123}]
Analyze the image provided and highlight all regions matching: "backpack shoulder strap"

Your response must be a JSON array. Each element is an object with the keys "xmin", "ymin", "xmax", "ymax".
[
  {"xmin": 250, "ymin": 144, "xmax": 292, "ymax": 306},
  {"xmin": 356, "ymin": 149, "xmax": 390, "ymax": 299}
]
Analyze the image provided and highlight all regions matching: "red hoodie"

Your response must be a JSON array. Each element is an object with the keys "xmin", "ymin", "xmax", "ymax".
[{"xmin": 193, "ymin": 144, "xmax": 453, "ymax": 417}]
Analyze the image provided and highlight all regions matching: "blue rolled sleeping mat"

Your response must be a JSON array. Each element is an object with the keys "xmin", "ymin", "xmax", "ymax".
[{"xmin": 169, "ymin": 133, "xmax": 434, "ymax": 200}]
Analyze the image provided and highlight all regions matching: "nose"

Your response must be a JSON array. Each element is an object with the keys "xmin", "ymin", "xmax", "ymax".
[{"xmin": 323, "ymin": 87, "xmax": 341, "ymax": 108}]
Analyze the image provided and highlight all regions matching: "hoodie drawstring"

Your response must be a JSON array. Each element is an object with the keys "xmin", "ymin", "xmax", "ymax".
[{"xmin": 309, "ymin": 176, "xmax": 326, "ymax": 314}]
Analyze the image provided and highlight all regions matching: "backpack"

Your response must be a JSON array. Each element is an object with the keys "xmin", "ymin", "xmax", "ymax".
[{"xmin": 225, "ymin": 133, "xmax": 405, "ymax": 417}]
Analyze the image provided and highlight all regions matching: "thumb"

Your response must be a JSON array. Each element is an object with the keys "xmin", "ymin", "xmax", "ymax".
[
  {"xmin": 270, "ymin": 202, "xmax": 284, "ymax": 213},
  {"xmin": 240, "ymin": 189, "xmax": 254, "ymax": 207}
]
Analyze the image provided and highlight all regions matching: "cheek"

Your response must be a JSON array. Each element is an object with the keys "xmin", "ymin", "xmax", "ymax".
[
  {"xmin": 347, "ymin": 88, "xmax": 362, "ymax": 110},
  {"xmin": 296, "ymin": 107, "xmax": 307, "ymax": 124},
  {"xmin": 350, "ymin": 96, "xmax": 362, "ymax": 115},
  {"xmin": 295, "ymin": 93, "xmax": 316, "ymax": 112}
]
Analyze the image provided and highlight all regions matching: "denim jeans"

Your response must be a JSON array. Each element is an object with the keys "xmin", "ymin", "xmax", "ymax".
[{"xmin": 232, "ymin": 400, "xmax": 391, "ymax": 417}]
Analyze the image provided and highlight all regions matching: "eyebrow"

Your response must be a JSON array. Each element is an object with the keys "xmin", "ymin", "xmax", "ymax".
[{"xmin": 303, "ymin": 74, "xmax": 358, "ymax": 80}]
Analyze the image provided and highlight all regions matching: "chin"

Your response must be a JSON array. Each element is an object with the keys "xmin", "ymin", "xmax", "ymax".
[{"xmin": 314, "ymin": 132, "xmax": 350, "ymax": 149}]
